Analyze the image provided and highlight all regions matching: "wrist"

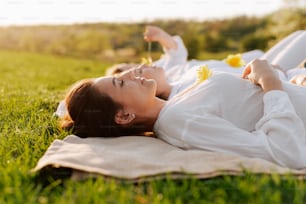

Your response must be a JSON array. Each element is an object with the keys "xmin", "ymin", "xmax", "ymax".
[
  {"xmin": 160, "ymin": 35, "xmax": 177, "ymax": 50},
  {"xmin": 260, "ymin": 77, "xmax": 283, "ymax": 92}
]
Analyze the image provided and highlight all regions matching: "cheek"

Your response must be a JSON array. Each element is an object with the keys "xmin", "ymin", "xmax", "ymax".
[
  {"xmin": 155, "ymin": 69, "xmax": 165, "ymax": 79},
  {"xmin": 143, "ymin": 71, "xmax": 155, "ymax": 80}
]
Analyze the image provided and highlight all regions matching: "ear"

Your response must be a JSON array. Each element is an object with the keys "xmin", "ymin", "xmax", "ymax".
[{"xmin": 114, "ymin": 109, "xmax": 135, "ymax": 125}]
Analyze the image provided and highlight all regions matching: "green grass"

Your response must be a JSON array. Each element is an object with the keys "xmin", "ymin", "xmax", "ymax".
[{"xmin": 0, "ymin": 50, "xmax": 305, "ymax": 204}]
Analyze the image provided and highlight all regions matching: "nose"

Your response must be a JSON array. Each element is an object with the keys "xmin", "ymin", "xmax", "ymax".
[{"xmin": 130, "ymin": 70, "xmax": 137, "ymax": 79}]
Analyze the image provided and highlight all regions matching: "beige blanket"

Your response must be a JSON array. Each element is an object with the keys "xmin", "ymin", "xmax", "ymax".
[{"xmin": 33, "ymin": 135, "xmax": 306, "ymax": 180}]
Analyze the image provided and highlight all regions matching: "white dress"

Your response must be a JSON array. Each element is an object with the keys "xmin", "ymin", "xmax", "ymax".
[
  {"xmin": 154, "ymin": 72, "xmax": 306, "ymax": 169},
  {"xmin": 154, "ymin": 36, "xmax": 306, "ymax": 99}
]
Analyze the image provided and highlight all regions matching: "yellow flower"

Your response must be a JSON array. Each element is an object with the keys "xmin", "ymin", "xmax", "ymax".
[
  {"xmin": 224, "ymin": 53, "xmax": 245, "ymax": 68},
  {"xmin": 141, "ymin": 57, "xmax": 152, "ymax": 65},
  {"xmin": 197, "ymin": 65, "xmax": 212, "ymax": 83}
]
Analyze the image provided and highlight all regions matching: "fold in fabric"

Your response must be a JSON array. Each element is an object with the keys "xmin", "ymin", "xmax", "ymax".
[{"xmin": 33, "ymin": 135, "xmax": 306, "ymax": 181}]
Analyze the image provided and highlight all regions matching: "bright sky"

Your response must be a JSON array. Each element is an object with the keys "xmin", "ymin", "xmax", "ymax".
[{"xmin": 0, "ymin": 0, "xmax": 288, "ymax": 26}]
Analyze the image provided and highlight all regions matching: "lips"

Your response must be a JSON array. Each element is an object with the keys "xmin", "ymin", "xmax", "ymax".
[{"xmin": 139, "ymin": 77, "xmax": 145, "ymax": 84}]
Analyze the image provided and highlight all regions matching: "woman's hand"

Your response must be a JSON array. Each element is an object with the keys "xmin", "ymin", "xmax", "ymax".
[
  {"xmin": 242, "ymin": 59, "xmax": 283, "ymax": 92},
  {"xmin": 144, "ymin": 25, "xmax": 165, "ymax": 42},
  {"xmin": 290, "ymin": 74, "xmax": 306, "ymax": 86},
  {"xmin": 143, "ymin": 25, "xmax": 177, "ymax": 50}
]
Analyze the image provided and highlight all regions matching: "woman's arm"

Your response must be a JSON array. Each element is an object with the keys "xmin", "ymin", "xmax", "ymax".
[
  {"xmin": 143, "ymin": 26, "xmax": 188, "ymax": 73},
  {"xmin": 144, "ymin": 25, "xmax": 177, "ymax": 50},
  {"xmin": 179, "ymin": 94, "xmax": 306, "ymax": 169}
]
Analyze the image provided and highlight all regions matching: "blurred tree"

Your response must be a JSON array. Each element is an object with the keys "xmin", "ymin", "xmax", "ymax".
[
  {"xmin": 264, "ymin": 8, "xmax": 306, "ymax": 46},
  {"xmin": 203, "ymin": 32, "xmax": 228, "ymax": 53},
  {"xmin": 0, "ymin": 9, "xmax": 304, "ymax": 62},
  {"xmin": 241, "ymin": 34, "xmax": 273, "ymax": 51},
  {"xmin": 75, "ymin": 30, "xmax": 111, "ymax": 56},
  {"xmin": 186, "ymin": 37, "xmax": 200, "ymax": 59}
]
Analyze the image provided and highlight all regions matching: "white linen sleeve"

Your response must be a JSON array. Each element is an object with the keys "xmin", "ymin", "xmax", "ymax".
[
  {"xmin": 153, "ymin": 35, "xmax": 188, "ymax": 71},
  {"xmin": 182, "ymin": 91, "xmax": 306, "ymax": 169}
]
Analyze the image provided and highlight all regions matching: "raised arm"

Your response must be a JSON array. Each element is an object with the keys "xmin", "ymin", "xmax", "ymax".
[
  {"xmin": 143, "ymin": 25, "xmax": 188, "ymax": 82},
  {"xmin": 144, "ymin": 25, "xmax": 177, "ymax": 50}
]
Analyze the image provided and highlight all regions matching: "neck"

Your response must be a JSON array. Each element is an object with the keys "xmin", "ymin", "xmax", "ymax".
[
  {"xmin": 159, "ymin": 84, "xmax": 173, "ymax": 100},
  {"xmin": 135, "ymin": 97, "xmax": 166, "ymax": 131}
]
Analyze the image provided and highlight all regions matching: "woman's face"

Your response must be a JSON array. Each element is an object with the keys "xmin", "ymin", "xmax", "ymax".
[
  {"xmin": 119, "ymin": 64, "xmax": 168, "ymax": 96},
  {"xmin": 93, "ymin": 75, "xmax": 157, "ymax": 112}
]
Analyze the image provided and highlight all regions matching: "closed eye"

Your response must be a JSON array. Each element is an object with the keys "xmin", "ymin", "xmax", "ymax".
[{"xmin": 120, "ymin": 79, "xmax": 124, "ymax": 87}]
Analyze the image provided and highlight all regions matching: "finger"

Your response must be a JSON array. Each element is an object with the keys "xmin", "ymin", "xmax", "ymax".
[
  {"xmin": 289, "ymin": 79, "xmax": 296, "ymax": 84},
  {"xmin": 144, "ymin": 35, "xmax": 153, "ymax": 42},
  {"xmin": 143, "ymin": 27, "xmax": 150, "ymax": 37},
  {"xmin": 143, "ymin": 31, "xmax": 148, "ymax": 38},
  {"xmin": 296, "ymin": 76, "xmax": 306, "ymax": 86},
  {"xmin": 241, "ymin": 65, "xmax": 251, "ymax": 79}
]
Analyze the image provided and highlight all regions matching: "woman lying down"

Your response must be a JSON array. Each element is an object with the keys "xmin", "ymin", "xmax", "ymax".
[{"xmin": 60, "ymin": 59, "xmax": 306, "ymax": 169}]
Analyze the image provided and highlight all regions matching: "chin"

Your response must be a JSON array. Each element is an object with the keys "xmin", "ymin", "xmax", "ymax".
[
  {"xmin": 147, "ymin": 78, "xmax": 156, "ymax": 85},
  {"xmin": 147, "ymin": 79, "xmax": 157, "ymax": 93}
]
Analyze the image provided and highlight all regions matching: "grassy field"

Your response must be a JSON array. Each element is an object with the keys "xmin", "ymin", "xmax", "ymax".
[{"xmin": 0, "ymin": 50, "xmax": 305, "ymax": 204}]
